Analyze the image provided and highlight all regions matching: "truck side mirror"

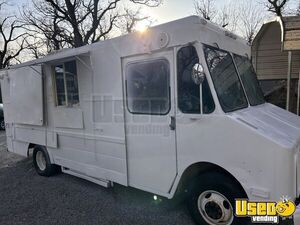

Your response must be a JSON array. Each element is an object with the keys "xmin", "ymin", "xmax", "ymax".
[{"xmin": 192, "ymin": 63, "xmax": 206, "ymax": 85}]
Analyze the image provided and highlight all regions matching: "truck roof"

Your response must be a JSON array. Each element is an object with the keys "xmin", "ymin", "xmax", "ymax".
[{"xmin": 2, "ymin": 16, "xmax": 249, "ymax": 71}]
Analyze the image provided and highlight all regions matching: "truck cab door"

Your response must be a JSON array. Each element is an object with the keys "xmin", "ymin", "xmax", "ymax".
[{"xmin": 123, "ymin": 50, "xmax": 177, "ymax": 195}]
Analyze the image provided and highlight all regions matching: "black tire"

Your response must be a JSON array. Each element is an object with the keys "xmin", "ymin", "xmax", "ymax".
[
  {"xmin": 33, "ymin": 145, "xmax": 59, "ymax": 177},
  {"xmin": 187, "ymin": 172, "xmax": 249, "ymax": 225}
]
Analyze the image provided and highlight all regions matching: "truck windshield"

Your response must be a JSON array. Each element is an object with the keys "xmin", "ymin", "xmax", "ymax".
[
  {"xmin": 233, "ymin": 54, "xmax": 265, "ymax": 106},
  {"xmin": 204, "ymin": 45, "xmax": 248, "ymax": 113}
]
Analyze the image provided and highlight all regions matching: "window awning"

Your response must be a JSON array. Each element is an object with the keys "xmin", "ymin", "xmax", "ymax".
[{"xmin": 7, "ymin": 46, "xmax": 91, "ymax": 70}]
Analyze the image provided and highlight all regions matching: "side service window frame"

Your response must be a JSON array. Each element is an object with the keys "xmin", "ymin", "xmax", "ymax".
[{"xmin": 52, "ymin": 60, "xmax": 80, "ymax": 107}]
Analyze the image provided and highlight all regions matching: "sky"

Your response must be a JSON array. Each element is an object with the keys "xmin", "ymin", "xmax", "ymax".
[
  {"xmin": 143, "ymin": 0, "xmax": 298, "ymax": 25},
  {"xmin": 14, "ymin": 0, "xmax": 299, "ymax": 25},
  {"xmin": 146, "ymin": 0, "xmax": 228, "ymax": 24},
  {"xmin": 7, "ymin": 0, "xmax": 299, "ymax": 62},
  {"xmin": 147, "ymin": 0, "xmax": 196, "ymax": 24},
  {"xmin": 11, "ymin": 0, "xmax": 300, "ymax": 39}
]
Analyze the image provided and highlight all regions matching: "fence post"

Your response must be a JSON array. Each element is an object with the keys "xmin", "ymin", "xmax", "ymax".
[
  {"xmin": 286, "ymin": 51, "xmax": 292, "ymax": 111},
  {"xmin": 297, "ymin": 71, "xmax": 300, "ymax": 116}
]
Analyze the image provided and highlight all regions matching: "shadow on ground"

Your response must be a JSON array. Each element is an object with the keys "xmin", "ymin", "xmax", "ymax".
[{"xmin": 0, "ymin": 157, "xmax": 194, "ymax": 225}]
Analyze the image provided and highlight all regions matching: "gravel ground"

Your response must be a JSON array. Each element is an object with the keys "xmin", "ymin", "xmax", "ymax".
[{"xmin": 0, "ymin": 131, "xmax": 194, "ymax": 225}]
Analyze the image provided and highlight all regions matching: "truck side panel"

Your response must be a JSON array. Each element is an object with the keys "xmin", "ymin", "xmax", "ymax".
[
  {"xmin": 43, "ymin": 48, "xmax": 128, "ymax": 186},
  {"xmin": 1, "ymin": 45, "xmax": 128, "ymax": 186}
]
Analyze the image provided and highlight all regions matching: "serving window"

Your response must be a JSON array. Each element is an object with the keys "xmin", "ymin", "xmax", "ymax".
[{"xmin": 53, "ymin": 60, "xmax": 79, "ymax": 107}]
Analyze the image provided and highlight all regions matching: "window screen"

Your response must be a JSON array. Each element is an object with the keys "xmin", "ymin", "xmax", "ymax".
[
  {"xmin": 126, "ymin": 59, "xmax": 170, "ymax": 115},
  {"xmin": 177, "ymin": 46, "xmax": 215, "ymax": 114},
  {"xmin": 54, "ymin": 60, "xmax": 79, "ymax": 106}
]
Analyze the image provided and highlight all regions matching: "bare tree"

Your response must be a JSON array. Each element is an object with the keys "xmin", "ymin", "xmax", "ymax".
[
  {"xmin": 216, "ymin": 6, "xmax": 230, "ymax": 28},
  {"xmin": 23, "ymin": 1, "xmax": 73, "ymax": 53},
  {"xmin": 194, "ymin": 0, "xmax": 239, "ymax": 31},
  {"xmin": 195, "ymin": 0, "xmax": 268, "ymax": 43},
  {"xmin": 24, "ymin": 35, "xmax": 49, "ymax": 59},
  {"xmin": 23, "ymin": 0, "xmax": 161, "ymax": 54},
  {"xmin": 266, "ymin": 0, "xmax": 289, "ymax": 17},
  {"xmin": 0, "ymin": 0, "xmax": 29, "ymax": 68},
  {"xmin": 297, "ymin": 1, "xmax": 300, "ymax": 15},
  {"xmin": 116, "ymin": 8, "xmax": 152, "ymax": 34},
  {"xmin": 239, "ymin": 1, "xmax": 265, "ymax": 43},
  {"xmin": 215, "ymin": 3, "xmax": 239, "ymax": 31},
  {"xmin": 194, "ymin": 0, "xmax": 216, "ymax": 21}
]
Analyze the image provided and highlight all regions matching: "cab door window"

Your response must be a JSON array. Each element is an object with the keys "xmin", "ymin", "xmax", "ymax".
[
  {"xmin": 177, "ymin": 46, "xmax": 215, "ymax": 114},
  {"xmin": 125, "ymin": 59, "xmax": 171, "ymax": 115}
]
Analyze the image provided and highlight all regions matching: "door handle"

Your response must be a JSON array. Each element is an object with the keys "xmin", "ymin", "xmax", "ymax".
[{"xmin": 169, "ymin": 116, "xmax": 176, "ymax": 131}]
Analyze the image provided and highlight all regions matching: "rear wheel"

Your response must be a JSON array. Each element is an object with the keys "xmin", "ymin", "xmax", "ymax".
[
  {"xmin": 33, "ymin": 146, "xmax": 59, "ymax": 177},
  {"xmin": 187, "ymin": 172, "xmax": 249, "ymax": 225}
]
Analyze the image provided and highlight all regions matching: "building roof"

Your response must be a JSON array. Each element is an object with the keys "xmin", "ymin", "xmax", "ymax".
[
  {"xmin": 282, "ymin": 16, "xmax": 300, "ymax": 50},
  {"xmin": 253, "ymin": 16, "xmax": 300, "ymax": 51}
]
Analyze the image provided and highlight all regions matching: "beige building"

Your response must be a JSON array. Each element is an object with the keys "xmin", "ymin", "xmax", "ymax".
[{"xmin": 252, "ymin": 16, "xmax": 300, "ymax": 114}]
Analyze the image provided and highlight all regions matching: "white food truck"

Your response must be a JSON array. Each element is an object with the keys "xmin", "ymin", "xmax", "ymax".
[{"xmin": 1, "ymin": 16, "xmax": 300, "ymax": 224}]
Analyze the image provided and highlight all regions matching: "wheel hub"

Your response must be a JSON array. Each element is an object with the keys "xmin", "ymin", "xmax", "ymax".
[
  {"xmin": 36, "ymin": 151, "xmax": 46, "ymax": 171},
  {"xmin": 205, "ymin": 201, "xmax": 223, "ymax": 220},
  {"xmin": 198, "ymin": 190, "xmax": 234, "ymax": 225}
]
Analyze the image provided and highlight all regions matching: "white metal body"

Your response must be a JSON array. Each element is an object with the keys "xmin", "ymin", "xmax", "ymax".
[{"xmin": 1, "ymin": 16, "xmax": 300, "ymax": 211}]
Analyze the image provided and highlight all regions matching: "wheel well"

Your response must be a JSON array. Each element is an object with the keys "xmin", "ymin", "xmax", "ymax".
[
  {"xmin": 175, "ymin": 162, "xmax": 248, "ymax": 198},
  {"xmin": 27, "ymin": 143, "xmax": 36, "ymax": 157}
]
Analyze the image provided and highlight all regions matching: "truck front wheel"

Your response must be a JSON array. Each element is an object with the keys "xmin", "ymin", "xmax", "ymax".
[
  {"xmin": 33, "ymin": 146, "xmax": 59, "ymax": 177},
  {"xmin": 187, "ymin": 172, "xmax": 249, "ymax": 225}
]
